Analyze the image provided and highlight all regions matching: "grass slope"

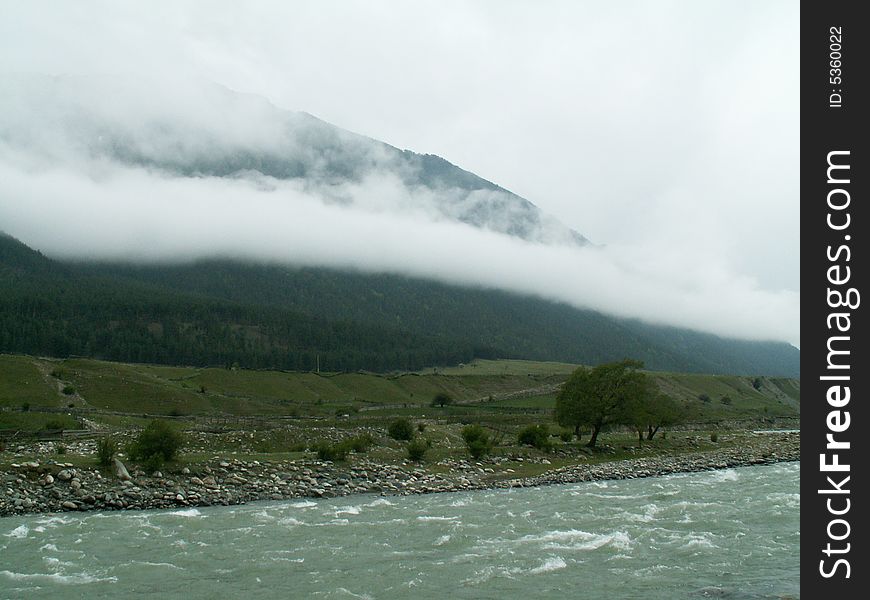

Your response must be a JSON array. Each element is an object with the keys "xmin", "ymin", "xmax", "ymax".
[{"xmin": 0, "ymin": 355, "xmax": 799, "ymax": 430}]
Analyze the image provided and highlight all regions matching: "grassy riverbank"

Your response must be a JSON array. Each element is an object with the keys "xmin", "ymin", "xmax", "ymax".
[{"xmin": 1, "ymin": 354, "xmax": 799, "ymax": 516}]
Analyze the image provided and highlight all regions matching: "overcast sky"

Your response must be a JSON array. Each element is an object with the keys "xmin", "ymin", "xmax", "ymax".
[{"xmin": 0, "ymin": 0, "xmax": 799, "ymax": 345}]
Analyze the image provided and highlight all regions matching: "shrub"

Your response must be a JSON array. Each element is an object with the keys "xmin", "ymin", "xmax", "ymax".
[
  {"xmin": 315, "ymin": 441, "xmax": 349, "ymax": 462},
  {"xmin": 128, "ymin": 420, "xmax": 184, "ymax": 467},
  {"xmin": 407, "ymin": 438, "xmax": 428, "ymax": 462},
  {"xmin": 461, "ymin": 424, "xmax": 486, "ymax": 444},
  {"xmin": 96, "ymin": 437, "xmax": 117, "ymax": 467},
  {"xmin": 417, "ymin": 423, "xmax": 427, "ymax": 433},
  {"xmin": 388, "ymin": 419, "xmax": 414, "ymax": 441},
  {"xmin": 518, "ymin": 425, "xmax": 552, "ymax": 451},
  {"xmin": 62, "ymin": 385, "xmax": 75, "ymax": 396},
  {"xmin": 43, "ymin": 419, "xmax": 66, "ymax": 431},
  {"xmin": 698, "ymin": 394, "xmax": 711, "ymax": 403},
  {"xmin": 559, "ymin": 429, "xmax": 573, "ymax": 443},
  {"xmin": 467, "ymin": 439, "xmax": 490, "ymax": 459},
  {"xmin": 752, "ymin": 377, "xmax": 763, "ymax": 390},
  {"xmin": 720, "ymin": 396, "xmax": 732, "ymax": 405},
  {"xmin": 55, "ymin": 443, "xmax": 67, "ymax": 455},
  {"xmin": 710, "ymin": 432, "xmax": 719, "ymax": 442},
  {"xmin": 20, "ymin": 402, "xmax": 30, "ymax": 412},
  {"xmin": 346, "ymin": 434, "xmax": 375, "ymax": 453},
  {"xmin": 461, "ymin": 424, "xmax": 492, "ymax": 459}
]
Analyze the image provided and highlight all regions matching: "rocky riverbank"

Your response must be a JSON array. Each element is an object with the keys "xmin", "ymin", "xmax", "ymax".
[{"xmin": 1, "ymin": 431, "xmax": 798, "ymax": 517}]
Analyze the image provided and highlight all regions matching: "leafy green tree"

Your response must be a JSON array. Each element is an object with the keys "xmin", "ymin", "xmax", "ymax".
[
  {"xmin": 642, "ymin": 394, "xmax": 682, "ymax": 440},
  {"xmin": 431, "ymin": 393, "xmax": 453, "ymax": 408},
  {"xmin": 555, "ymin": 359, "xmax": 649, "ymax": 448},
  {"xmin": 622, "ymin": 390, "xmax": 681, "ymax": 444}
]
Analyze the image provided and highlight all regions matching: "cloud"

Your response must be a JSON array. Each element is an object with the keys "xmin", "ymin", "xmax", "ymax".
[
  {"xmin": 0, "ymin": 154, "xmax": 798, "ymax": 346},
  {"xmin": 0, "ymin": 2, "xmax": 799, "ymax": 346}
]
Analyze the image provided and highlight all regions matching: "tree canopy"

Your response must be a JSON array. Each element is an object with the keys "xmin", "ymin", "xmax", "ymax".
[{"xmin": 555, "ymin": 359, "xmax": 655, "ymax": 447}]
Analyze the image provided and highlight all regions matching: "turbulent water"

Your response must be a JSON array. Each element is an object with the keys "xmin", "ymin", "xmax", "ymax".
[{"xmin": 1, "ymin": 462, "xmax": 799, "ymax": 599}]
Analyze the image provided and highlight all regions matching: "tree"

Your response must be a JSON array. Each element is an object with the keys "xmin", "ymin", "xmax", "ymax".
[
  {"xmin": 555, "ymin": 359, "xmax": 648, "ymax": 448},
  {"xmin": 643, "ymin": 394, "xmax": 682, "ymax": 440},
  {"xmin": 431, "ymin": 393, "xmax": 453, "ymax": 408},
  {"xmin": 622, "ymin": 391, "xmax": 682, "ymax": 443}
]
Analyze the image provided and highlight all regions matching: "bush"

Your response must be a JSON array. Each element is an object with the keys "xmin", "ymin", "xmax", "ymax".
[
  {"xmin": 518, "ymin": 425, "xmax": 552, "ymax": 451},
  {"xmin": 467, "ymin": 439, "xmax": 490, "ymax": 459},
  {"xmin": 315, "ymin": 441, "xmax": 350, "ymax": 462},
  {"xmin": 698, "ymin": 394, "xmax": 711, "ymax": 403},
  {"xmin": 96, "ymin": 437, "xmax": 117, "ymax": 467},
  {"xmin": 388, "ymin": 419, "xmax": 414, "ymax": 441},
  {"xmin": 346, "ymin": 434, "xmax": 374, "ymax": 453},
  {"xmin": 407, "ymin": 438, "xmax": 428, "ymax": 462},
  {"xmin": 62, "ymin": 385, "xmax": 75, "ymax": 396},
  {"xmin": 710, "ymin": 432, "xmax": 719, "ymax": 442},
  {"xmin": 55, "ymin": 443, "xmax": 67, "ymax": 455},
  {"xmin": 417, "ymin": 423, "xmax": 427, "ymax": 433},
  {"xmin": 559, "ymin": 429, "xmax": 573, "ymax": 443},
  {"xmin": 43, "ymin": 419, "xmax": 66, "ymax": 431},
  {"xmin": 461, "ymin": 424, "xmax": 492, "ymax": 459},
  {"xmin": 720, "ymin": 396, "xmax": 732, "ymax": 405},
  {"xmin": 461, "ymin": 424, "xmax": 486, "ymax": 444},
  {"xmin": 20, "ymin": 402, "xmax": 29, "ymax": 412},
  {"xmin": 128, "ymin": 420, "xmax": 184, "ymax": 467}
]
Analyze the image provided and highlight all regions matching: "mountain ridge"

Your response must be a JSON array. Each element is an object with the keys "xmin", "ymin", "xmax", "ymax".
[
  {"xmin": 0, "ymin": 233, "xmax": 799, "ymax": 377},
  {"xmin": 0, "ymin": 74, "xmax": 588, "ymax": 246}
]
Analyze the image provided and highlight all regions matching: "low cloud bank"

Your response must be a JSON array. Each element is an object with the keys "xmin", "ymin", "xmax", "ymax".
[{"xmin": 0, "ymin": 158, "xmax": 799, "ymax": 346}]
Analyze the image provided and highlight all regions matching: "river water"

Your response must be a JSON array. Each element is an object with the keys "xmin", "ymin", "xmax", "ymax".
[{"xmin": 1, "ymin": 462, "xmax": 799, "ymax": 599}]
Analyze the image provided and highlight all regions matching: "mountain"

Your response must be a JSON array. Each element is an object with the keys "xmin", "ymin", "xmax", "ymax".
[
  {"xmin": 0, "ymin": 234, "xmax": 799, "ymax": 376},
  {"xmin": 0, "ymin": 74, "xmax": 587, "ymax": 246}
]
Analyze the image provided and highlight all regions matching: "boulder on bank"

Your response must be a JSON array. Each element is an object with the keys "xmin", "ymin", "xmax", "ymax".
[{"xmin": 113, "ymin": 458, "xmax": 132, "ymax": 481}]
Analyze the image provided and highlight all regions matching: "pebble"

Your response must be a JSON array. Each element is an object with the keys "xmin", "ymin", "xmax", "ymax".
[{"xmin": 0, "ymin": 432, "xmax": 798, "ymax": 517}]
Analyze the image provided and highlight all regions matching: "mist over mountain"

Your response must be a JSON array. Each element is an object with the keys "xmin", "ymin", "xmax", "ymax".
[
  {"xmin": 0, "ymin": 74, "xmax": 586, "ymax": 246},
  {"xmin": 0, "ymin": 75, "xmax": 799, "ymax": 346}
]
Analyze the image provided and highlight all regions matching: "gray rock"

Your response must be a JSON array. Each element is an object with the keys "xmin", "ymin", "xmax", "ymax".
[
  {"xmin": 113, "ymin": 458, "xmax": 132, "ymax": 481},
  {"xmin": 57, "ymin": 469, "xmax": 73, "ymax": 481}
]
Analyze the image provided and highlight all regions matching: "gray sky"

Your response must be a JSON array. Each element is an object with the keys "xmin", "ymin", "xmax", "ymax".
[{"xmin": 0, "ymin": 0, "xmax": 799, "ymax": 345}]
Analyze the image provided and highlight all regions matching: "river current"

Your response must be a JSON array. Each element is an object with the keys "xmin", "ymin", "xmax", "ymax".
[{"xmin": 1, "ymin": 462, "xmax": 799, "ymax": 599}]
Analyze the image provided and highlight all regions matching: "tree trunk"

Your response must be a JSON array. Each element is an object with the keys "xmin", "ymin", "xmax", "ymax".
[
  {"xmin": 647, "ymin": 425, "xmax": 660, "ymax": 440},
  {"xmin": 586, "ymin": 424, "xmax": 601, "ymax": 447},
  {"xmin": 574, "ymin": 424, "xmax": 582, "ymax": 440},
  {"xmin": 637, "ymin": 429, "xmax": 643, "ymax": 445}
]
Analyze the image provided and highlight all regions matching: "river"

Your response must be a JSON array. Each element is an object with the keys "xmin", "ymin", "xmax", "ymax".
[{"xmin": 1, "ymin": 462, "xmax": 799, "ymax": 599}]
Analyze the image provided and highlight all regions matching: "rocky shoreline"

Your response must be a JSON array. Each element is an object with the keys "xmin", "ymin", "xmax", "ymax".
[{"xmin": 1, "ymin": 431, "xmax": 798, "ymax": 517}]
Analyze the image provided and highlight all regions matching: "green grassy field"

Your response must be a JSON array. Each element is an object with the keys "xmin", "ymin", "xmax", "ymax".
[{"xmin": 0, "ymin": 354, "xmax": 799, "ymax": 428}]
